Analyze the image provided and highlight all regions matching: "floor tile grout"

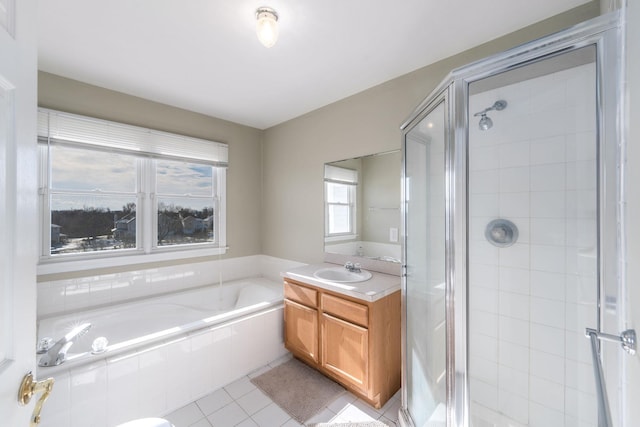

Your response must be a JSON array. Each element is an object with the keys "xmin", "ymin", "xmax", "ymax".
[{"xmin": 164, "ymin": 356, "xmax": 401, "ymax": 427}]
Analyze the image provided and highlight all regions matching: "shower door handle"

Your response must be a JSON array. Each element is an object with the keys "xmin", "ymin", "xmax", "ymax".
[
  {"xmin": 585, "ymin": 328, "xmax": 637, "ymax": 427},
  {"xmin": 585, "ymin": 328, "xmax": 637, "ymax": 355}
]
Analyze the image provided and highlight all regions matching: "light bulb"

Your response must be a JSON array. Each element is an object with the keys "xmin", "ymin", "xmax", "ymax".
[{"xmin": 256, "ymin": 7, "xmax": 278, "ymax": 48}]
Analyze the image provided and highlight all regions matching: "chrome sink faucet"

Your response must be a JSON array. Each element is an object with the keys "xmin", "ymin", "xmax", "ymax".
[
  {"xmin": 344, "ymin": 261, "xmax": 362, "ymax": 273},
  {"xmin": 38, "ymin": 322, "xmax": 92, "ymax": 367}
]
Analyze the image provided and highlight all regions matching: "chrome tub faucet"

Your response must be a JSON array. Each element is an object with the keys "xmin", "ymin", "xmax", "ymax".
[{"xmin": 37, "ymin": 322, "xmax": 92, "ymax": 367}]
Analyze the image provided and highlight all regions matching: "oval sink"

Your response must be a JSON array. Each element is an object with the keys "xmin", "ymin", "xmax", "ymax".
[{"xmin": 313, "ymin": 267, "xmax": 372, "ymax": 283}]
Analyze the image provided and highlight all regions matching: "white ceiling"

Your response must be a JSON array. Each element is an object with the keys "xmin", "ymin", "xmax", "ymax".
[{"xmin": 38, "ymin": 0, "xmax": 590, "ymax": 130}]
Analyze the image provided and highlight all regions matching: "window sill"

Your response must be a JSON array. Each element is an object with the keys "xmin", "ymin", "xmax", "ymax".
[
  {"xmin": 37, "ymin": 246, "xmax": 228, "ymax": 276},
  {"xmin": 324, "ymin": 234, "xmax": 358, "ymax": 243}
]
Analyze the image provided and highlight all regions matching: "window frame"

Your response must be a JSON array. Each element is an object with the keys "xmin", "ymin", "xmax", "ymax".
[
  {"xmin": 37, "ymin": 109, "xmax": 228, "ymax": 275},
  {"xmin": 324, "ymin": 165, "xmax": 358, "ymax": 241}
]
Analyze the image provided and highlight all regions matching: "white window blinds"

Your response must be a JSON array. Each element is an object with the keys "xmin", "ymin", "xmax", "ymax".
[
  {"xmin": 38, "ymin": 108, "xmax": 228, "ymax": 166},
  {"xmin": 324, "ymin": 164, "xmax": 358, "ymax": 184}
]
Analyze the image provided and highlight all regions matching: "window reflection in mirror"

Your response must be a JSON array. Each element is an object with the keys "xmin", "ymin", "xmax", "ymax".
[{"xmin": 323, "ymin": 150, "xmax": 401, "ymax": 263}]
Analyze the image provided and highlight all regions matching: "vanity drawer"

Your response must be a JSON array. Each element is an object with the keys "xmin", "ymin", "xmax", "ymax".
[
  {"xmin": 321, "ymin": 293, "xmax": 369, "ymax": 327},
  {"xmin": 284, "ymin": 281, "xmax": 318, "ymax": 308}
]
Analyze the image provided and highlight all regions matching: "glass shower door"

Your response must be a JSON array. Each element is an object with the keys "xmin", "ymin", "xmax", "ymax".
[
  {"xmin": 402, "ymin": 98, "xmax": 447, "ymax": 426},
  {"xmin": 466, "ymin": 46, "xmax": 602, "ymax": 427}
]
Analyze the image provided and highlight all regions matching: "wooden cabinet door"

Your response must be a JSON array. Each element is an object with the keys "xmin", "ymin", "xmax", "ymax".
[
  {"xmin": 284, "ymin": 299, "xmax": 319, "ymax": 363},
  {"xmin": 321, "ymin": 313, "xmax": 369, "ymax": 393}
]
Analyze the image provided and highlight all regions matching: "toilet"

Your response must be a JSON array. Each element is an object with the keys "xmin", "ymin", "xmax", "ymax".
[{"xmin": 115, "ymin": 418, "xmax": 174, "ymax": 427}]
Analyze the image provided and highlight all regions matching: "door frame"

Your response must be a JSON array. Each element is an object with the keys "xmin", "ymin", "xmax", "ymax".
[{"xmin": 399, "ymin": 11, "xmax": 625, "ymax": 427}]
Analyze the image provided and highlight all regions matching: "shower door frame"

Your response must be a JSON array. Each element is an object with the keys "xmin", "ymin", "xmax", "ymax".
[{"xmin": 399, "ymin": 11, "xmax": 625, "ymax": 427}]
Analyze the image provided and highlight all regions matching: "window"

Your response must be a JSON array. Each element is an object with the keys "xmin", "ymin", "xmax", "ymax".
[
  {"xmin": 38, "ymin": 109, "xmax": 227, "ymax": 268},
  {"xmin": 324, "ymin": 164, "xmax": 357, "ymax": 238}
]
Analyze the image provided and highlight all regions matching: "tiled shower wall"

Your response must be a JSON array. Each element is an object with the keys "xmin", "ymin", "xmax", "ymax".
[{"xmin": 468, "ymin": 63, "xmax": 598, "ymax": 427}]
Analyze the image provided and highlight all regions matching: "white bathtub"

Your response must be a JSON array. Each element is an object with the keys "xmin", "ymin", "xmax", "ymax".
[{"xmin": 37, "ymin": 277, "xmax": 288, "ymax": 427}]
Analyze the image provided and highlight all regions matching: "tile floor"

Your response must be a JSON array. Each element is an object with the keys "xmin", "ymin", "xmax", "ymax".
[{"xmin": 164, "ymin": 355, "xmax": 401, "ymax": 427}]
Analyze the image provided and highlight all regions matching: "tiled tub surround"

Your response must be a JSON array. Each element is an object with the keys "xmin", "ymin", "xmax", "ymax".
[
  {"xmin": 468, "ymin": 63, "xmax": 598, "ymax": 426},
  {"xmin": 35, "ymin": 255, "xmax": 303, "ymax": 427},
  {"xmin": 38, "ymin": 254, "xmax": 305, "ymax": 316}
]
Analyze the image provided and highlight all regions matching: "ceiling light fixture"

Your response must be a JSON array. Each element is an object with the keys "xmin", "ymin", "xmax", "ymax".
[{"xmin": 256, "ymin": 7, "xmax": 279, "ymax": 48}]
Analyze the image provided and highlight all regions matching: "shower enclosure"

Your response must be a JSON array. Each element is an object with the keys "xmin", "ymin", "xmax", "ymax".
[{"xmin": 400, "ymin": 12, "xmax": 633, "ymax": 427}]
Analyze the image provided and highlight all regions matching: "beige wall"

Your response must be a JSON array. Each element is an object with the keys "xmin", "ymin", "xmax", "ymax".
[
  {"xmin": 361, "ymin": 151, "xmax": 401, "ymax": 244},
  {"xmin": 261, "ymin": 2, "xmax": 600, "ymax": 264},
  {"xmin": 37, "ymin": 2, "xmax": 601, "ymax": 269},
  {"xmin": 38, "ymin": 72, "xmax": 263, "ymax": 264}
]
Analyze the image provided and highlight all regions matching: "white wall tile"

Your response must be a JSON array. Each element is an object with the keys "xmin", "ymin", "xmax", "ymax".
[
  {"xmin": 138, "ymin": 346, "xmax": 168, "ymax": 416},
  {"xmin": 565, "ymin": 274, "xmax": 597, "ymax": 305},
  {"xmin": 107, "ymin": 355, "xmax": 140, "ymax": 426},
  {"xmin": 565, "ymin": 218, "xmax": 596, "ymax": 248},
  {"xmin": 471, "ymin": 146, "xmax": 501, "ymax": 171},
  {"xmin": 499, "ymin": 291, "xmax": 530, "ymax": 321},
  {"xmin": 469, "ymin": 263, "xmax": 500, "ymax": 289},
  {"xmin": 470, "ymin": 310, "xmax": 499, "ymax": 338},
  {"xmin": 69, "ymin": 362, "xmax": 108, "ymax": 427},
  {"xmin": 500, "ymin": 167, "xmax": 530, "ymax": 193},
  {"xmin": 499, "ymin": 193, "xmax": 529, "ymax": 218},
  {"xmin": 565, "ymin": 386, "xmax": 597, "ymax": 423},
  {"xmin": 530, "ymin": 376, "xmax": 565, "ymax": 412},
  {"xmin": 470, "ymin": 355, "xmax": 498, "ymax": 385},
  {"xmin": 530, "ymin": 296, "xmax": 565, "ymax": 329},
  {"xmin": 565, "ymin": 330, "xmax": 593, "ymax": 364},
  {"xmin": 499, "ymin": 267, "xmax": 529, "ymax": 295},
  {"xmin": 500, "ymin": 141, "xmax": 530, "ymax": 168},
  {"xmin": 499, "ymin": 316, "xmax": 529, "ymax": 347},
  {"xmin": 530, "ymin": 135, "xmax": 565, "ymax": 165},
  {"xmin": 565, "ymin": 132, "xmax": 596, "ymax": 162},
  {"xmin": 470, "ymin": 240, "xmax": 500, "ymax": 266},
  {"xmin": 529, "ymin": 79, "xmax": 566, "ymax": 114},
  {"xmin": 565, "ymin": 360, "xmax": 595, "ymax": 394},
  {"xmin": 39, "ymin": 370, "xmax": 71, "ymax": 427},
  {"xmin": 526, "ymin": 108, "xmax": 567, "ymax": 141},
  {"xmin": 531, "ymin": 191, "xmax": 566, "ymax": 218},
  {"xmin": 499, "ymin": 341, "xmax": 529, "ymax": 371},
  {"xmin": 530, "ymin": 271, "xmax": 565, "ymax": 301},
  {"xmin": 566, "ymin": 161, "xmax": 597, "ymax": 191},
  {"xmin": 471, "ymin": 193, "xmax": 500, "ymax": 217},
  {"xmin": 530, "ymin": 350, "xmax": 565, "ymax": 385},
  {"xmin": 210, "ymin": 326, "xmax": 236, "ymax": 390},
  {"xmin": 499, "ymin": 243, "xmax": 529, "ymax": 270},
  {"xmin": 498, "ymin": 365, "xmax": 528, "ymax": 398},
  {"xmin": 530, "ymin": 218, "xmax": 565, "ymax": 246},
  {"xmin": 470, "ymin": 379, "xmax": 498, "ymax": 411},
  {"xmin": 498, "ymin": 391, "xmax": 529, "ymax": 425},
  {"xmin": 530, "ymin": 323, "xmax": 565, "ymax": 356},
  {"xmin": 469, "ymin": 286, "xmax": 499, "ymax": 313},
  {"xmin": 529, "ymin": 401, "xmax": 565, "ymax": 427},
  {"xmin": 531, "ymin": 244, "xmax": 566, "ymax": 273},
  {"xmin": 531, "ymin": 164, "xmax": 566, "ymax": 192},
  {"xmin": 190, "ymin": 330, "xmax": 215, "ymax": 398},
  {"xmin": 470, "ymin": 333, "xmax": 498, "ymax": 362},
  {"xmin": 165, "ymin": 338, "xmax": 192, "ymax": 410},
  {"xmin": 470, "ymin": 170, "xmax": 500, "ymax": 194},
  {"xmin": 564, "ymin": 190, "xmax": 597, "ymax": 220},
  {"xmin": 565, "ymin": 302, "xmax": 597, "ymax": 334}
]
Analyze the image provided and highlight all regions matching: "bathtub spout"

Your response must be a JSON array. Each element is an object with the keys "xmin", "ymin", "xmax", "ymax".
[{"xmin": 38, "ymin": 323, "xmax": 92, "ymax": 367}]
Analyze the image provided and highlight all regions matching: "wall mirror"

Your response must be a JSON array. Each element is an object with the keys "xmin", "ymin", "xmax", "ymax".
[{"xmin": 323, "ymin": 150, "xmax": 401, "ymax": 265}]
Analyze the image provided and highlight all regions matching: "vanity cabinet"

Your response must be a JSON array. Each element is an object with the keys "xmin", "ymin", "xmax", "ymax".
[{"xmin": 283, "ymin": 278, "xmax": 400, "ymax": 409}]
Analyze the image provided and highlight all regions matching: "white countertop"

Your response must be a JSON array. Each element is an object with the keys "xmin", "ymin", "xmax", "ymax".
[{"xmin": 282, "ymin": 263, "xmax": 401, "ymax": 302}]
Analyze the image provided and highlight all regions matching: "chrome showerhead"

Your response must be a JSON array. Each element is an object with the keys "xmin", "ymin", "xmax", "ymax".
[
  {"xmin": 478, "ymin": 113, "xmax": 493, "ymax": 131},
  {"xmin": 474, "ymin": 100, "xmax": 507, "ymax": 131}
]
